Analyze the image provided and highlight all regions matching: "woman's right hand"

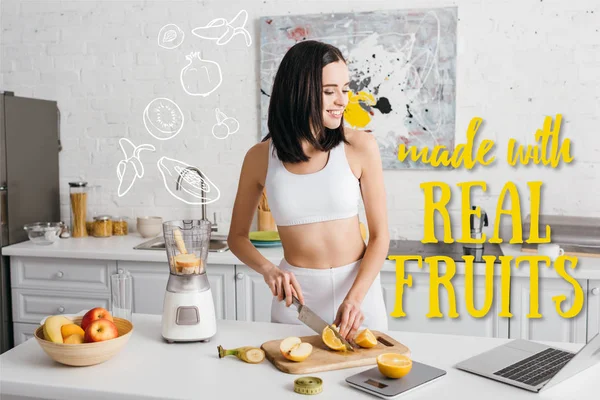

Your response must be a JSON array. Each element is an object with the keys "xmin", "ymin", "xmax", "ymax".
[{"xmin": 263, "ymin": 264, "xmax": 304, "ymax": 307}]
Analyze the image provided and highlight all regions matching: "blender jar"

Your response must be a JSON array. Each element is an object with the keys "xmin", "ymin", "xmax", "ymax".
[
  {"xmin": 69, "ymin": 182, "xmax": 89, "ymax": 238},
  {"xmin": 163, "ymin": 220, "xmax": 211, "ymax": 275}
]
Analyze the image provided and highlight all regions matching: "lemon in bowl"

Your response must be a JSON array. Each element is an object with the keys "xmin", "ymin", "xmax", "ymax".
[{"xmin": 377, "ymin": 353, "xmax": 413, "ymax": 378}]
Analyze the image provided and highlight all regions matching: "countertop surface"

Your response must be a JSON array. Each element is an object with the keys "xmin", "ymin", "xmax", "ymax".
[
  {"xmin": 0, "ymin": 313, "xmax": 598, "ymax": 400},
  {"xmin": 3, "ymin": 233, "xmax": 600, "ymax": 279}
]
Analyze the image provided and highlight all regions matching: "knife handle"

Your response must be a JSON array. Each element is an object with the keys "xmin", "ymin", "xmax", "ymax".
[{"xmin": 281, "ymin": 292, "xmax": 302, "ymax": 308}]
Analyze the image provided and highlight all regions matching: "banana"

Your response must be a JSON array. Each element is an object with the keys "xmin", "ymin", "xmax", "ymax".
[{"xmin": 217, "ymin": 345, "xmax": 265, "ymax": 364}]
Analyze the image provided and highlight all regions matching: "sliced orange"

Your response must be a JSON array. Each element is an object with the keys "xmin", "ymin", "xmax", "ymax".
[
  {"xmin": 354, "ymin": 328, "xmax": 377, "ymax": 348},
  {"xmin": 322, "ymin": 325, "xmax": 346, "ymax": 351},
  {"xmin": 377, "ymin": 353, "xmax": 412, "ymax": 378}
]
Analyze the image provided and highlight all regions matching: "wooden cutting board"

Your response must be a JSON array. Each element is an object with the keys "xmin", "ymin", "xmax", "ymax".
[
  {"xmin": 521, "ymin": 243, "xmax": 600, "ymax": 258},
  {"xmin": 261, "ymin": 331, "xmax": 410, "ymax": 374}
]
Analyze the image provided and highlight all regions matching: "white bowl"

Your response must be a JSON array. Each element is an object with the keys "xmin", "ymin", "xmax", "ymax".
[
  {"xmin": 136, "ymin": 216, "xmax": 162, "ymax": 225},
  {"xmin": 137, "ymin": 223, "xmax": 162, "ymax": 238}
]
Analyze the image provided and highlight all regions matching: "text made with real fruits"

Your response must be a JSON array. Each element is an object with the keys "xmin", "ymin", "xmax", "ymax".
[{"xmin": 389, "ymin": 114, "xmax": 581, "ymax": 320}]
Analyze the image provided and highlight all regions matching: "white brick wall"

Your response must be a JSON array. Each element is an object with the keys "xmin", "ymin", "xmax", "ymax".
[{"xmin": 1, "ymin": 0, "xmax": 599, "ymax": 240}]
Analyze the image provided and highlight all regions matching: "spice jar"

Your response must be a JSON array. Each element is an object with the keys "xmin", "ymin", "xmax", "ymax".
[
  {"xmin": 93, "ymin": 215, "xmax": 113, "ymax": 238},
  {"xmin": 69, "ymin": 182, "xmax": 89, "ymax": 238},
  {"xmin": 112, "ymin": 216, "xmax": 128, "ymax": 236}
]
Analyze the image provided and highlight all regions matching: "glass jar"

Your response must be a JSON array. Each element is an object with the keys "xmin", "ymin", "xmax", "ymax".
[
  {"xmin": 86, "ymin": 185, "xmax": 101, "ymax": 235},
  {"xmin": 69, "ymin": 182, "xmax": 89, "ymax": 238},
  {"xmin": 112, "ymin": 216, "xmax": 128, "ymax": 236},
  {"xmin": 93, "ymin": 215, "xmax": 113, "ymax": 238}
]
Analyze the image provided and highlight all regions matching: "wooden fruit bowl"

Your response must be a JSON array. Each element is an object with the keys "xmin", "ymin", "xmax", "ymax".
[{"xmin": 34, "ymin": 316, "xmax": 133, "ymax": 367}]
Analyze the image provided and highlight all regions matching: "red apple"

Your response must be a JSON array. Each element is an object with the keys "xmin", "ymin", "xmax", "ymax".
[
  {"xmin": 84, "ymin": 319, "xmax": 119, "ymax": 343},
  {"xmin": 81, "ymin": 307, "xmax": 114, "ymax": 332}
]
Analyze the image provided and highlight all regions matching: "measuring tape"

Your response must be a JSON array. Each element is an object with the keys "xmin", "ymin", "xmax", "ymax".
[{"xmin": 294, "ymin": 376, "xmax": 323, "ymax": 395}]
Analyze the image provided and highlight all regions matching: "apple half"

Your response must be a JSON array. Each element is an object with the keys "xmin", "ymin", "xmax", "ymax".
[{"xmin": 280, "ymin": 336, "xmax": 313, "ymax": 362}]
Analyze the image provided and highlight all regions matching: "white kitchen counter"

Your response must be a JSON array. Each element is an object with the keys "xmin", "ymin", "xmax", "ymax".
[
  {"xmin": 3, "ymin": 234, "xmax": 600, "ymax": 279},
  {"xmin": 0, "ymin": 313, "xmax": 598, "ymax": 400}
]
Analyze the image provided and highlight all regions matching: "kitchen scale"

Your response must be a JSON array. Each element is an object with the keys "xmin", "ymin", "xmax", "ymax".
[
  {"xmin": 346, "ymin": 361, "xmax": 446, "ymax": 398},
  {"xmin": 161, "ymin": 220, "xmax": 217, "ymax": 343}
]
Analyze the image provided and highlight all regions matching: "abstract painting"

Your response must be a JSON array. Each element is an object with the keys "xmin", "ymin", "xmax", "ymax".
[{"xmin": 259, "ymin": 7, "xmax": 458, "ymax": 169}]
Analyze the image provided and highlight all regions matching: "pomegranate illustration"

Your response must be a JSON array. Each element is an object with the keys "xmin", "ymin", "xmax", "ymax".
[{"xmin": 180, "ymin": 52, "xmax": 222, "ymax": 97}]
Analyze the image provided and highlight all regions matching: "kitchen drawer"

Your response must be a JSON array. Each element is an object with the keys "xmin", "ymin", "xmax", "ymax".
[
  {"xmin": 10, "ymin": 257, "xmax": 116, "ymax": 292},
  {"xmin": 13, "ymin": 322, "xmax": 37, "ymax": 346},
  {"xmin": 11, "ymin": 288, "xmax": 110, "ymax": 324}
]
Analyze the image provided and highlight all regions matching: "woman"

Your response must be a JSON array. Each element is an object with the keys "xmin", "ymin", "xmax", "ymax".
[{"xmin": 227, "ymin": 40, "xmax": 390, "ymax": 340}]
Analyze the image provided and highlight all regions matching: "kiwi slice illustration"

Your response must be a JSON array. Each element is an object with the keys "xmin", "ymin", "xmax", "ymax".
[{"xmin": 143, "ymin": 98, "xmax": 184, "ymax": 140}]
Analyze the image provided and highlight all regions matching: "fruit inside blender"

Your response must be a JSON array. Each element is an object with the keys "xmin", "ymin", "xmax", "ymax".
[{"xmin": 164, "ymin": 222, "xmax": 210, "ymax": 275}]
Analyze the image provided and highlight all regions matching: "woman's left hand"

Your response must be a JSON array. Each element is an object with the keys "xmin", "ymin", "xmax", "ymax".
[{"xmin": 333, "ymin": 299, "xmax": 364, "ymax": 340}]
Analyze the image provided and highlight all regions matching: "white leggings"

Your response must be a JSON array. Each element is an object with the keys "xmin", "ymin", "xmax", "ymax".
[{"xmin": 270, "ymin": 258, "xmax": 389, "ymax": 331}]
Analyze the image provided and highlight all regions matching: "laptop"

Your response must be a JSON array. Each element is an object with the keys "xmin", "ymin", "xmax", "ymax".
[{"xmin": 455, "ymin": 332, "xmax": 600, "ymax": 392}]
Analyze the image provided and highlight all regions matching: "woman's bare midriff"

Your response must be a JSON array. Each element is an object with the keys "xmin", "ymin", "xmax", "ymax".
[{"xmin": 276, "ymin": 215, "xmax": 366, "ymax": 269}]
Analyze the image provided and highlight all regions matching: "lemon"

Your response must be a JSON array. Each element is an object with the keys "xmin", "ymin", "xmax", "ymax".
[
  {"xmin": 354, "ymin": 328, "xmax": 377, "ymax": 348},
  {"xmin": 377, "ymin": 353, "xmax": 412, "ymax": 379},
  {"xmin": 322, "ymin": 325, "xmax": 347, "ymax": 351}
]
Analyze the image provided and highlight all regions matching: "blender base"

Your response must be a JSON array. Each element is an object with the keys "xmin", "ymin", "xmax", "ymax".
[{"xmin": 161, "ymin": 289, "xmax": 217, "ymax": 343}]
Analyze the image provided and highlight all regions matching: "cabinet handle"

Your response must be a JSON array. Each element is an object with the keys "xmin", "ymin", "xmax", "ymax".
[
  {"xmin": 56, "ymin": 271, "xmax": 64, "ymax": 278},
  {"xmin": 118, "ymin": 269, "xmax": 124, "ymax": 274},
  {"xmin": 592, "ymin": 288, "xmax": 600, "ymax": 296},
  {"xmin": 58, "ymin": 306, "xmax": 65, "ymax": 313},
  {"xmin": 236, "ymin": 272, "xmax": 244, "ymax": 280}
]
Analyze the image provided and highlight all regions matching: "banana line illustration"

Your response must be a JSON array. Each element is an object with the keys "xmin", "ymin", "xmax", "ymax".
[
  {"xmin": 116, "ymin": 138, "xmax": 156, "ymax": 197},
  {"xmin": 191, "ymin": 10, "xmax": 252, "ymax": 46}
]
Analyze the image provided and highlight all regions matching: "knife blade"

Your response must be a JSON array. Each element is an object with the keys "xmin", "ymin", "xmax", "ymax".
[{"xmin": 288, "ymin": 295, "xmax": 355, "ymax": 351}]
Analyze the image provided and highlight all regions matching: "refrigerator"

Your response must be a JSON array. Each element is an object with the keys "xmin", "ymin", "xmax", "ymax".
[{"xmin": 0, "ymin": 91, "xmax": 61, "ymax": 354}]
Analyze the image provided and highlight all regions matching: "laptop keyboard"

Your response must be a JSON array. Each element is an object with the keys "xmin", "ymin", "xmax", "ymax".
[{"xmin": 493, "ymin": 347, "xmax": 575, "ymax": 387}]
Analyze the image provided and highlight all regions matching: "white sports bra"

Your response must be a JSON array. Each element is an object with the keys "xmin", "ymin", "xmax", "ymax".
[{"xmin": 264, "ymin": 140, "xmax": 361, "ymax": 226}]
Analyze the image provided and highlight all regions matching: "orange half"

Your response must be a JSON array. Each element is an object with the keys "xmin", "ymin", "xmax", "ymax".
[
  {"xmin": 322, "ymin": 325, "xmax": 346, "ymax": 351},
  {"xmin": 354, "ymin": 328, "xmax": 377, "ymax": 348},
  {"xmin": 377, "ymin": 353, "xmax": 412, "ymax": 378}
]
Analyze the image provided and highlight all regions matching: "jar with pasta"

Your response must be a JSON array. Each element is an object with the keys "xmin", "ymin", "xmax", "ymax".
[
  {"xmin": 86, "ymin": 185, "xmax": 101, "ymax": 236},
  {"xmin": 112, "ymin": 216, "xmax": 128, "ymax": 236},
  {"xmin": 93, "ymin": 215, "xmax": 113, "ymax": 238},
  {"xmin": 69, "ymin": 182, "xmax": 89, "ymax": 238}
]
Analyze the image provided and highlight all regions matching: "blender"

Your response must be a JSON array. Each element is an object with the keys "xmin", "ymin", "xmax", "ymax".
[{"xmin": 161, "ymin": 220, "xmax": 216, "ymax": 343}]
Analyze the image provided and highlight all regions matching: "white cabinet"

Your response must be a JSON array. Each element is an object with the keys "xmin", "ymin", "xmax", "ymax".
[
  {"xmin": 116, "ymin": 262, "xmax": 236, "ymax": 320},
  {"xmin": 234, "ymin": 265, "xmax": 273, "ymax": 323},
  {"xmin": 10, "ymin": 257, "xmax": 117, "ymax": 346},
  {"xmin": 11, "ymin": 257, "xmax": 113, "ymax": 292},
  {"xmin": 13, "ymin": 322, "xmax": 37, "ymax": 346},
  {"xmin": 509, "ymin": 276, "xmax": 588, "ymax": 343},
  {"xmin": 11, "ymin": 288, "xmax": 110, "ymax": 324},
  {"xmin": 8, "ymin": 255, "xmax": 600, "ymax": 347},
  {"xmin": 588, "ymin": 279, "xmax": 600, "ymax": 342},
  {"xmin": 381, "ymin": 271, "xmax": 509, "ymax": 338}
]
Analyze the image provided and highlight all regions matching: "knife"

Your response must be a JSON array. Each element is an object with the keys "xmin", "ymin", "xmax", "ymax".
[{"xmin": 286, "ymin": 294, "xmax": 355, "ymax": 352}]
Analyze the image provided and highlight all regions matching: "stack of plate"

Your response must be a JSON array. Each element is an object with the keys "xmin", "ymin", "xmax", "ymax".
[{"xmin": 249, "ymin": 231, "xmax": 281, "ymax": 248}]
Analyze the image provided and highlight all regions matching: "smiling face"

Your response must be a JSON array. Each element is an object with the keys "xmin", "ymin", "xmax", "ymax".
[{"xmin": 321, "ymin": 61, "xmax": 350, "ymax": 130}]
